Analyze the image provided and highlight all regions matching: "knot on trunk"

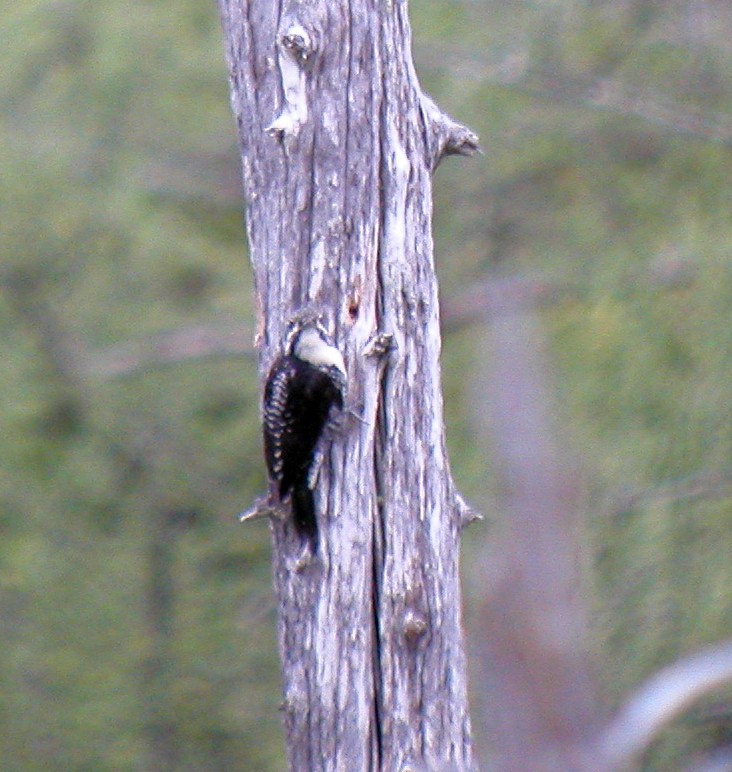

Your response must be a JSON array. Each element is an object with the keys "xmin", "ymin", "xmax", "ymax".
[
  {"xmin": 266, "ymin": 12, "xmax": 322, "ymax": 141},
  {"xmin": 281, "ymin": 23, "xmax": 316, "ymax": 68},
  {"xmin": 419, "ymin": 93, "xmax": 481, "ymax": 169},
  {"xmin": 403, "ymin": 608, "xmax": 429, "ymax": 643}
]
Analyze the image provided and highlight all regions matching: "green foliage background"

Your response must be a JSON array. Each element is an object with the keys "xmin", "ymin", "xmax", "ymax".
[{"xmin": 2, "ymin": 1, "xmax": 732, "ymax": 769}]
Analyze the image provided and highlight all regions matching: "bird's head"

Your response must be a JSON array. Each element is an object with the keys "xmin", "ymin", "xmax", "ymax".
[{"xmin": 287, "ymin": 319, "xmax": 347, "ymax": 384}]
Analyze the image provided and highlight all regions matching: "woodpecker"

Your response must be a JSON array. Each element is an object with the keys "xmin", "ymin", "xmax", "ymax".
[{"xmin": 263, "ymin": 320, "xmax": 346, "ymax": 549}]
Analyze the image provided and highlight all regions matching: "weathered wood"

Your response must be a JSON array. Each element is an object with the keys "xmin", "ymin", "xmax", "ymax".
[{"xmin": 218, "ymin": 1, "xmax": 477, "ymax": 768}]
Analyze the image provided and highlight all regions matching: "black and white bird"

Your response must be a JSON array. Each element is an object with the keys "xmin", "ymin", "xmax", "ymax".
[{"xmin": 263, "ymin": 320, "xmax": 346, "ymax": 549}]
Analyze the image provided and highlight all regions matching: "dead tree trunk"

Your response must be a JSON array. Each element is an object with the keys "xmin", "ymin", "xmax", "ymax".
[{"xmin": 218, "ymin": 1, "xmax": 478, "ymax": 768}]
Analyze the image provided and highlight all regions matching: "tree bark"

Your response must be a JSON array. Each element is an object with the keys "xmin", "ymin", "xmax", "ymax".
[{"xmin": 218, "ymin": 1, "xmax": 477, "ymax": 768}]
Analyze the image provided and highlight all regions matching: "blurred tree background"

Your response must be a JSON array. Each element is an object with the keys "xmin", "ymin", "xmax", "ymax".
[{"xmin": 2, "ymin": 0, "xmax": 732, "ymax": 769}]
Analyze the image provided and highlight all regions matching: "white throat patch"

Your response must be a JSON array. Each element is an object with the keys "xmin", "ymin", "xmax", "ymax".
[{"xmin": 294, "ymin": 328, "xmax": 346, "ymax": 376}]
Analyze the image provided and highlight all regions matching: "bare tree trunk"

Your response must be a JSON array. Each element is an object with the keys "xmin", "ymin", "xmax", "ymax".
[
  {"xmin": 470, "ymin": 304, "xmax": 603, "ymax": 772},
  {"xmin": 218, "ymin": 1, "xmax": 478, "ymax": 768}
]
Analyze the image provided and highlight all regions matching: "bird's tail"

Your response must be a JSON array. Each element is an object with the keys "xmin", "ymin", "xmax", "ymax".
[{"xmin": 291, "ymin": 482, "xmax": 318, "ymax": 551}]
